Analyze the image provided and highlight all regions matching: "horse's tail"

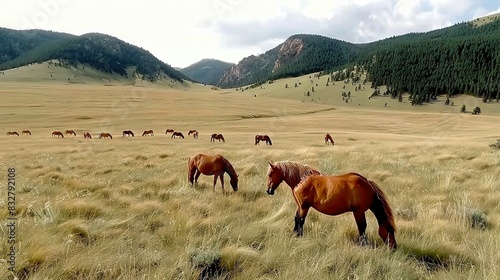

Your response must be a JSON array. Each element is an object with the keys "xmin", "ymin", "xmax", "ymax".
[{"xmin": 368, "ymin": 179, "xmax": 396, "ymax": 234}]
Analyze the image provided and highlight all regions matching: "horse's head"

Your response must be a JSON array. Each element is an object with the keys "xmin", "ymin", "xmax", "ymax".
[
  {"xmin": 266, "ymin": 161, "xmax": 282, "ymax": 195},
  {"xmin": 230, "ymin": 175, "xmax": 238, "ymax": 191}
]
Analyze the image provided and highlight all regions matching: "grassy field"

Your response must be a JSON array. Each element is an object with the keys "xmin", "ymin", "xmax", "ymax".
[{"xmin": 1, "ymin": 68, "xmax": 500, "ymax": 279}]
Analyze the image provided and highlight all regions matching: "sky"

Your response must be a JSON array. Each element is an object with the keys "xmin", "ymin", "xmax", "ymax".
[{"xmin": 0, "ymin": 0, "xmax": 499, "ymax": 68}]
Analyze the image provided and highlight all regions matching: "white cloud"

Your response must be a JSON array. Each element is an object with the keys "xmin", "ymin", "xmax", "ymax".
[{"xmin": 0, "ymin": 0, "xmax": 496, "ymax": 67}]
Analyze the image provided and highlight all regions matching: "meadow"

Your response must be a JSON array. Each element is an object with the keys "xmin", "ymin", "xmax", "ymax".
[{"xmin": 1, "ymin": 67, "xmax": 500, "ymax": 279}]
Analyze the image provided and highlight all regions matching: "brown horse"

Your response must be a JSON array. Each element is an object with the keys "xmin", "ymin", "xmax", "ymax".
[
  {"xmin": 22, "ymin": 130, "xmax": 31, "ymax": 135},
  {"xmin": 99, "ymin": 133, "xmax": 113, "ymax": 139},
  {"xmin": 171, "ymin": 132, "xmax": 184, "ymax": 139},
  {"xmin": 188, "ymin": 153, "xmax": 238, "ymax": 193},
  {"xmin": 142, "ymin": 130, "xmax": 154, "ymax": 136},
  {"xmin": 65, "ymin": 130, "xmax": 76, "ymax": 136},
  {"xmin": 210, "ymin": 133, "xmax": 225, "ymax": 143},
  {"xmin": 7, "ymin": 131, "xmax": 19, "ymax": 136},
  {"xmin": 266, "ymin": 161, "xmax": 397, "ymax": 249},
  {"xmin": 325, "ymin": 133, "xmax": 335, "ymax": 145},
  {"xmin": 255, "ymin": 134, "xmax": 272, "ymax": 145},
  {"xmin": 123, "ymin": 130, "xmax": 134, "ymax": 137},
  {"xmin": 52, "ymin": 131, "xmax": 64, "ymax": 138},
  {"xmin": 188, "ymin": 130, "xmax": 199, "ymax": 139},
  {"xmin": 83, "ymin": 132, "xmax": 92, "ymax": 139},
  {"xmin": 165, "ymin": 129, "xmax": 174, "ymax": 134}
]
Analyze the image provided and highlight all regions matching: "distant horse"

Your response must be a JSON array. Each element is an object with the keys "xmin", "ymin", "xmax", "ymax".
[
  {"xmin": 142, "ymin": 130, "xmax": 154, "ymax": 136},
  {"xmin": 65, "ymin": 130, "xmax": 76, "ymax": 136},
  {"xmin": 188, "ymin": 130, "xmax": 199, "ymax": 139},
  {"xmin": 99, "ymin": 133, "xmax": 113, "ymax": 139},
  {"xmin": 52, "ymin": 131, "xmax": 64, "ymax": 138},
  {"xmin": 255, "ymin": 134, "xmax": 272, "ymax": 145},
  {"xmin": 22, "ymin": 130, "xmax": 31, "ymax": 135},
  {"xmin": 7, "ymin": 131, "xmax": 19, "ymax": 136},
  {"xmin": 325, "ymin": 133, "xmax": 334, "ymax": 145},
  {"xmin": 210, "ymin": 133, "xmax": 225, "ymax": 143},
  {"xmin": 171, "ymin": 132, "xmax": 184, "ymax": 139},
  {"xmin": 266, "ymin": 161, "xmax": 397, "ymax": 249},
  {"xmin": 83, "ymin": 132, "xmax": 92, "ymax": 139},
  {"xmin": 188, "ymin": 153, "xmax": 238, "ymax": 193},
  {"xmin": 123, "ymin": 130, "xmax": 134, "ymax": 137},
  {"xmin": 165, "ymin": 129, "xmax": 174, "ymax": 134}
]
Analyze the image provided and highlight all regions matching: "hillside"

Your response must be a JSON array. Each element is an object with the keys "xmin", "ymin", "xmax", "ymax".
[
  {"xmin": 0, "ymin": 28, "xmax": 191, "ymax": 83},
  {"xmin": 179, "ymin": 58, "xmax": 233, "ymax": 85},
  {"xmin": 217, "ymin": 34, "xmax": 360, "ymax": 88}
]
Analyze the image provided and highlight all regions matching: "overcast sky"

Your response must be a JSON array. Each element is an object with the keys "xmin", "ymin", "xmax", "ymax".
[{"xmin": 0, "ymin": 0, "xmax": 499, "ymax": 68}]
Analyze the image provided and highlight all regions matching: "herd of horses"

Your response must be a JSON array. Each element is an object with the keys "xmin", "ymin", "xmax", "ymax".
[{"xmin": 188, "ymin": 154, "xmax": 396, "ymax": 249}]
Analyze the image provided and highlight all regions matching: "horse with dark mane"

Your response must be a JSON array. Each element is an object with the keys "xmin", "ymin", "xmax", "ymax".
[
  {"xmin": 123, "ymin": 130, "xmax": 134, "ymax": 137},
  {"xmin": 188, "ymin": 130, "xmax": 199, "ymax": 139},
  {"xmin": 255, "ymin": 134, "xmax": 272, "ymax": 145},
  {"xmin": 52, "ymin": 131, "xmax": 64, "ymax": 138},
  {"xmin": 99, "ymin": 133, "xmax": 113, "ymax": 139},
  {"xmin": 165, "ymin": 129, "xmax": 174, "ymax": 134},
  {"xmin": 325, "ymin": 133, "xmax": 334, "ymax": 145},
  {"xmin": 83, "ymin": 132, "xmax": 92, "ymax": 139},
  {"xmin": 22, "ymin": 130, "xmax": 31, "ymax": 135},
  {"xmin": 188, "ymin": 153, "xmax": 238, "ymax": 193},
  {"xmin": 210, "ymin": 133, "xmax": 225, "ymax": 143},
  {"xmin": 171, "ymin": 132, "xmax": 184, "ymax": 139},
  {"xmin": 266, "ymin": 161, "xmax": 397, "ymax": 249},
  {"xmin": 65, "ymin": 130, "xmax": 76, "ymax": 136},
  {"xmin": 7, "ymin": 131, "xmax": 19, "ymax": 136},
  {"xmin": 142, "ymin": 130, "xmax": 154, "ymax": 136}
]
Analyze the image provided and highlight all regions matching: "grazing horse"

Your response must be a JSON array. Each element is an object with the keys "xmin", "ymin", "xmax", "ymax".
[
  {"xmin": 188, "ymin": 130, "xmax": 199, "ymax": 139},
  {"xmin": 99, "ymin": 133, "xmax": 113, "ymax": 139},
  {"xmin": 266, "ymin": 161, "xmax": 397, "ymax": 249},
  {"xmin": 7, "ymin": 131, "xmax": 19, "ymax": 136},
  {"xmin": 123, "ymin": 130, "xmax": 134, "ymax": 137},
  {"xmin": 65, "ymin": 130, "xmax": 76, "ymax": 136},
  {"xmin": 52, "ymin": 131, "xmax": 64, "ymax": 138},
  {"xmin": 83, "ymin": 132, "xmax": 92, "ymax": 139},
  {"xmin": 210, "ymin": 133, "xmax": 225, "ymax": 143},
  {"xmin": 255, "ymin": 134, "xmax": 272, "ymax": 145},
  {"xmin": 188, "ymin": 153, "xmax": 238, "ymax": 193},
  {"xmin": 325, "ymin": 133, "xmax": 335, "ymax": 145},
  {"xmin": 165, "ymin": 129, "xmax": 174, "ymax": 134},
  {"xmin": 142, "ymin": 130, "xmax": 154, "ymax": 136},
  {"xmin": 171, "ymin": 132, "xmax": 184, "ymax": 139},
  {"xmin": 22, "ymin": 130, "xmax": 31, "ymax": 135}
]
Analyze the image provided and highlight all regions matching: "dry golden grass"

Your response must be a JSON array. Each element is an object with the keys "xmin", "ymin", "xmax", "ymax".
[{"xmin": 1, "ymin": 73, "xmax": 500, "ymax": 279}]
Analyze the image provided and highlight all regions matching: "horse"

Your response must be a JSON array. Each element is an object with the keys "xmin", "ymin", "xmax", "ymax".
[
  {"xmin": 123, "ymin": 130, "xmax": 134, "ymax": 137},
  {"xmin": 188, "ymin": 153, "xmax": 238, "ymax": 193},
  {"xmin": 7, "ymin": 131, "xmax": 19, "ymax": 136},
  {"xmin": 266, "ymin": 161, "xmax": 397, "ymax": 249},
  {"xmin": 210, "ymin": 133, "xmax": 225, "ymax": 143},
  {"xmin": 83, "ymin": 132, "xmax": 92, "ymax": 139},
  {"xmin": 142, "ymin": 130, "xmax": 154, "ymax": 136},
  {"xmin": 52, "ymin": 131, "xmax": 64, "ymax": 138},
  {"xmin": 99, "ymin": 133, "xmax": 113, "ymax": 139},
  {"xmin": 22, "ymin": 130, "xmax": 31, "ymax": 135},
  {"xmin": 65, "ymin": 130, "xmax": 76, "ymax": 136},
  {"xmin": 171, "ymin": 132, "xmax": 184, "ymax": 139},
  {"xmin": 325, "ymin": 133, "xmax": 335, "ymax": 145},
  {"xmin": 188, "ymin": 130, "xmax": 199, "ymax": 139},
  {"xmin": 255, "ymin": 134, "xmax": 272, "ymax": 145},
  {"xmin": 165, "ymin": 129, "xmax": 174, "ymax": 134}
]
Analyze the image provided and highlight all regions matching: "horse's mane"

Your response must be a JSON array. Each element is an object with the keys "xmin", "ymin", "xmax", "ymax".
[
  {"xmin": 272, "ymin": 161, "xmax": 322, "ymax": 184},
  {"xmin": 223, "ymin": 157, "xmax": 237, "ymax": 179}
]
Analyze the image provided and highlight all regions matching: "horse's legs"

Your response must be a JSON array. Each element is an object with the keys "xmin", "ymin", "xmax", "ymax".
[
  {"xmin": 188, "ymin": 166, "xmax": 197, "ymax": 185},
  {"xmin": 213, "ymin": 174, "xmax": 218, "ymax": 192},
  {"xmin": 294, "ymin": 206, "xmax": 309, "ymax": 236},
  {"xmin": 194, "ymin": 170, "xmax": 201, "ymax": 184},
  {"xmin": 219, "ymin": 174, "xmax": 225, "ymax": 193},
  {"xmin": 354, "ymin": 210, "xmax": 368, "ymax": 244}
]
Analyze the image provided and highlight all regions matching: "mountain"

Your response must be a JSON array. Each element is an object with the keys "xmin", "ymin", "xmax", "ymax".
[
  {"xmin": 0, "ymin": 28, "xmax": 191, "ymax": 82},
  {"xmin": 217, "ymin": 34, "xmax": 360, "ymax": 88},
  {"xmin": 179, "ymin": 59, "xmax": 233, "ymax": 85}
]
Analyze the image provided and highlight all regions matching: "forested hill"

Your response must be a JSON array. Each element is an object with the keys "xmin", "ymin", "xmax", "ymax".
[
  {"xmin": 356, "ymin": 18, "xmax": 500, "ymax": 103},
  {"xmin": 180, "ymin": 59, "xmax": 233, "ymax": 85},
  {"xmin": 0, "ymin": 28, "xmax": 191, "ymax": 82}
]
